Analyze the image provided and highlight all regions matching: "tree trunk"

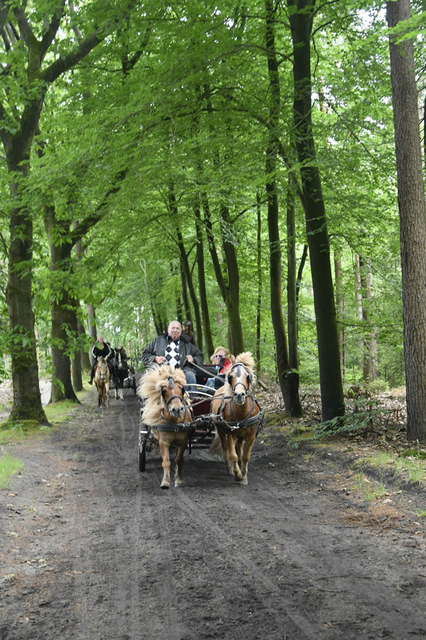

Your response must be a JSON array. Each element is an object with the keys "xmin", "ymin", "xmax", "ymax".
[
  {"xmin": 387, "ymin": 0, "xmax": 426, "ymax": 441},
  {"xmin": 334, "ymin": 251, "xmax": 345, "ymax": 379},
  {"xmin": 179, "ymin": 260, "xmax": 192, "ymax": 324},
  {"xmin": 45, "ymin": 206, "xmax": 79, "ymax": 403},
  {"xmin": 74, "ymin": 237, "xmax": 91, "ymax": 375},
  {"xmin": 288, "ymin": 0, "xmax": 345, "ymax": 422},
  {"xmin": 6, "ymin": 164, "xmax": 48, "ymax": 424},
  {"xmin": 202, "ymin": 193, "xmax": 245, "ymax": 355},
  {"xmin": 220, "ymin": 204, "xmax": 245, "ymax": 355},
  {"xmin": 359, "ymin": 257, "xmax": 378, "ymax": 383},
  {"xmin": 168, "ymin": 184, "xmax": 203, "ymax": 350},
  {"xmin": 87, "ymin": 304, "xmax": 97, "ymax": 364},
  {"xmin": 256, "ymin": 191, "xmax": 262, "ymax": 373},
  {"xmin": 266, "ymin": 0, "xmax": 302, "ymax": 416},
  {"xmin": 287, "ymin": 180, "xmax": 299, "ymax": 371},
  {"xmin": 194, "ymin": 199, "xmax": 214, "ymax": 356}
]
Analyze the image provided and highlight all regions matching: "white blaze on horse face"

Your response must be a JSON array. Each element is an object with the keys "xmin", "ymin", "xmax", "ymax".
[
  {"xmin": 163, "ymin": 382, "xmax": 185, "ymax": 419},
  {"xmin": 231, "ymin": 364, "xmax": 249, "ymax": 405}
]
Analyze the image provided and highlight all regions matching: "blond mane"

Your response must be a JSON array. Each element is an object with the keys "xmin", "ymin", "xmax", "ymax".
[
  {"xmin": 220, "ymin": 351, "xmax": 255, "ymax": 396},
  {"xmin": 234, "ymin": 351, "xmax": 255, "ymax": 372},
  {"xmin": 138, "ymin": 365, "xmax": 189, "ymax": 426}
]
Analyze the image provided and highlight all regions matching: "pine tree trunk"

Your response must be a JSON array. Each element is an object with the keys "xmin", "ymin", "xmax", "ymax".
[
  {"xmin": 387, "ymin": 0, "xmax": 426, "ymax": 441},
  {"xmin": 288, "ymin": 0, "xmax": 345, "ymax": 422}
]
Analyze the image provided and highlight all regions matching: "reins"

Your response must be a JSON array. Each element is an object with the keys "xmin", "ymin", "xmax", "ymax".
[
  {"xmin": 215, "ymin": 392, "xmax": 264, "ymax": 432},
  {"xmin": 190, "ymin": 361, "xmax": 226, "ymax": 385}
]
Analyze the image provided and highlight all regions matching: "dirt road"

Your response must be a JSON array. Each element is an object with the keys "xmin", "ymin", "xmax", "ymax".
[{"xmin": 1, "ymin": 388, "xmax": 426, "ymax": 639}]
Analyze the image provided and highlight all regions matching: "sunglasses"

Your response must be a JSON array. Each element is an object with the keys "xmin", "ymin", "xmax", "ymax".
[{"xmin": 214, "ymin": 354, "xmax": 224, "ymax": 358}]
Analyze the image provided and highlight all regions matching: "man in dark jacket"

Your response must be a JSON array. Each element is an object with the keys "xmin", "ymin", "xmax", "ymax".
[{"xmin": 141, "ymin": 321, "xmax": 203, "ymax": 385}]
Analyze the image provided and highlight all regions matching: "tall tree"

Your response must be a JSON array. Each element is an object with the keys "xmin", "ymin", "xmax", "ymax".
[
  {"xmin": 0, "ymin": 1, "xmax": 120, "ymax": 422},
  {"xmin": 387, "ymin": 0, "xmax": 426, "ymax": 442},
  {"xmin": 266, "ymin": 0, "xmax": 302, "ymax": 416},
  {"xmin": 287, "ymin": 0, "xmax": 345, "ymax": 422}
]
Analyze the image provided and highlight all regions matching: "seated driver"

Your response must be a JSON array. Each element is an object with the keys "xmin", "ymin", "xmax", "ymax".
[{"xmin": 141, "ymin": 321, "xmax": 203, "ymax": 386}]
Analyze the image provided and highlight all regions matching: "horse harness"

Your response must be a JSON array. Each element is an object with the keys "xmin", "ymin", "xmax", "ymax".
[
  {"xmin": 213, "ymin": 363, "xmax": 264, "ymax": 432},
  {"xmin": 154, "ymin": 377, "xmax": 195, "ymax": 433},
  {"xmin": 214, "ymin": 391, "xmax": 264, "ymax": 432}
]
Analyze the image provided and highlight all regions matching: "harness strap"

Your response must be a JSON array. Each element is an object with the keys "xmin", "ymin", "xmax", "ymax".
[
  {"xmin": 216, "ymin": 402, "xmax": 264, "ymax": 432},
  {"xmin": 151, "ymin": 422, "xmax": 195, "ymax": 433}
]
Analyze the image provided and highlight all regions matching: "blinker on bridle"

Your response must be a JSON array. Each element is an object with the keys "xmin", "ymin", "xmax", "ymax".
[{"xmin": 227, "ymin": 363, "xmax": 252, "ymax": 393}]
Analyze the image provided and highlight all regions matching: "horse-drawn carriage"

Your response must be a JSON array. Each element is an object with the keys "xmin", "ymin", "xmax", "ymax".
[{"xmin": 137, "ymin": 353, "xmax": 264, "ymax": 488}]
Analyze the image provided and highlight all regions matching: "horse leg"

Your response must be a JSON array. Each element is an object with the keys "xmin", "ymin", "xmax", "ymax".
[
  {"xmin": 228, "ymin": 435, "xmax": 243, "ymax": 481},
  {"xmin": 174, "ymin": 441, "xmax": 186, "ymax": 487},
  {"xmin": 119, "ymin": 380, "xmax": 123, "ymax": 401},
  {"xmin": 96, "ymin": 384, "xmax": 102, "ymax": 407},
  {"xmin": 224, "ymin": 433, "xmax": 242, "ymax": 480},
  {"xmin": 158, "ymin": 440, "xmax": 171, "ymax": 489},
  {"xmin": 239, "ymin": 432, "xmax": 256, "ymax": 485},
  {"xmin": 217, "ymin": 430, "xmax": 233, "ymax": 476}
]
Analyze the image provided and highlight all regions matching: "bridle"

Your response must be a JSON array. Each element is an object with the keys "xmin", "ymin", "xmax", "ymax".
[
  {"xmin": 160, "ymin": 376, "xmax": 190, "ymax": 412},
  {"xmin": 116, "ymin": 349, "xmax": 127, "ymax": 371},
  {"xmin": 96, "ymin": 360, "xmax": 109, "ymax": 382},
  {"xmin": 214, "ymin": 363, "xmax": 264, "ymax": 431},
  {"xmin": 227, "ymin": 363, "xmax": 253, "ymax": 396}
]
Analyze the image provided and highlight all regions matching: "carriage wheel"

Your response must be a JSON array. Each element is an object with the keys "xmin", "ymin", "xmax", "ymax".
[{"xmin": 138, "ymin": 427, "xmax": 149, "ymax": 472}]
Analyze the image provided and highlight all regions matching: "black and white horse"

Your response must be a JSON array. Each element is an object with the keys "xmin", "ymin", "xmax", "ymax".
[{"xmin": 113, "ymin": 347, "xmax": 136, "ymax": 400}]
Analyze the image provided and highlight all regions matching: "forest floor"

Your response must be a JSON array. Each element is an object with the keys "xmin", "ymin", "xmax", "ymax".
[{"xmin": 1, "ymin": 379, "xmax": 426, "ymax": 639}]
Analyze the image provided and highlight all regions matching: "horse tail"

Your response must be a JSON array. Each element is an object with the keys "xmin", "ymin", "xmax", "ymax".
[{"xmin": 209, "ymin": 432, "xmax": 223, "ymax": 457}]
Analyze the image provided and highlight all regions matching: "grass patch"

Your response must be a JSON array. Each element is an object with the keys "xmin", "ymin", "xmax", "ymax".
[
  {"xmin": 0, "ymin": 453, "xmax": 24, "ymax": 488},
  {"xmin": 352, "ymin": 448, "xmax": 426, "ymax": 487},
  {"xmin": 0, "ymin": 387, "xmax": 89, "ymax": 443},
  {"xmin": 417, "ymin": 510, "xmax": 426, "ymax": 518},
  {"xmin": 351, "ymin": 471, "xmax": 388, "ymax": 501},
  {"xmin": 400, "ymin": 448, "xmax": 426, "ymax": 460}
]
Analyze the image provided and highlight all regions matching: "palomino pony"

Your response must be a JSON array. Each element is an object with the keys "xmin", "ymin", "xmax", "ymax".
[
  {"xmin": 138, "ymin": 365, "xmax": 193, "ymax": 489},
  {"xmin": 94, "ymin": 356, "xmax": 111, "ymax": 408},
  {"xmin": 210, "ymin": 352, "xmax": 263, "ymax": 485}
]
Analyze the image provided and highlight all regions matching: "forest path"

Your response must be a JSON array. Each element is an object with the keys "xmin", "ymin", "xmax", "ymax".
[{"xmin": 1, "ymin": 388, "xmax": 426, "ymax": 639}]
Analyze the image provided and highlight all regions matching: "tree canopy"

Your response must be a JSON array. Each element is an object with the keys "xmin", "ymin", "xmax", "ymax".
[{"xmin": 0, "ymin": 0, "xmax": 424, "ymax": 435}]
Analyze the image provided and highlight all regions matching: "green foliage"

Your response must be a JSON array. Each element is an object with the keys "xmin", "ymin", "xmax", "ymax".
[
  {"xmin": 0, "ymin": 2, "xmax": 409, "ymax": 400},
  {"xmin": 315, "ymin": 396, "xmax": 391, "ymax": 437}
]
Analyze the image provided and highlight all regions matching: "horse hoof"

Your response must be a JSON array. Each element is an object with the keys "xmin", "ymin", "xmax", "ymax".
[
  {"xmin": 238, "ymin": 477, "xmax": 248, "ymax": 485},
  {"xmin": 161, "ymin": 481, "xmax": 170, "ymax": 490},
  {"xmin": 175, "ymin": 480, "xmax": 183, "ymax": 488}
]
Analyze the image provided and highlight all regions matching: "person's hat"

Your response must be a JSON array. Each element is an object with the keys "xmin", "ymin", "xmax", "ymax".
[{"xmin": 183, "ymin": 320, "xmax": 192, "ymax": 327}]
